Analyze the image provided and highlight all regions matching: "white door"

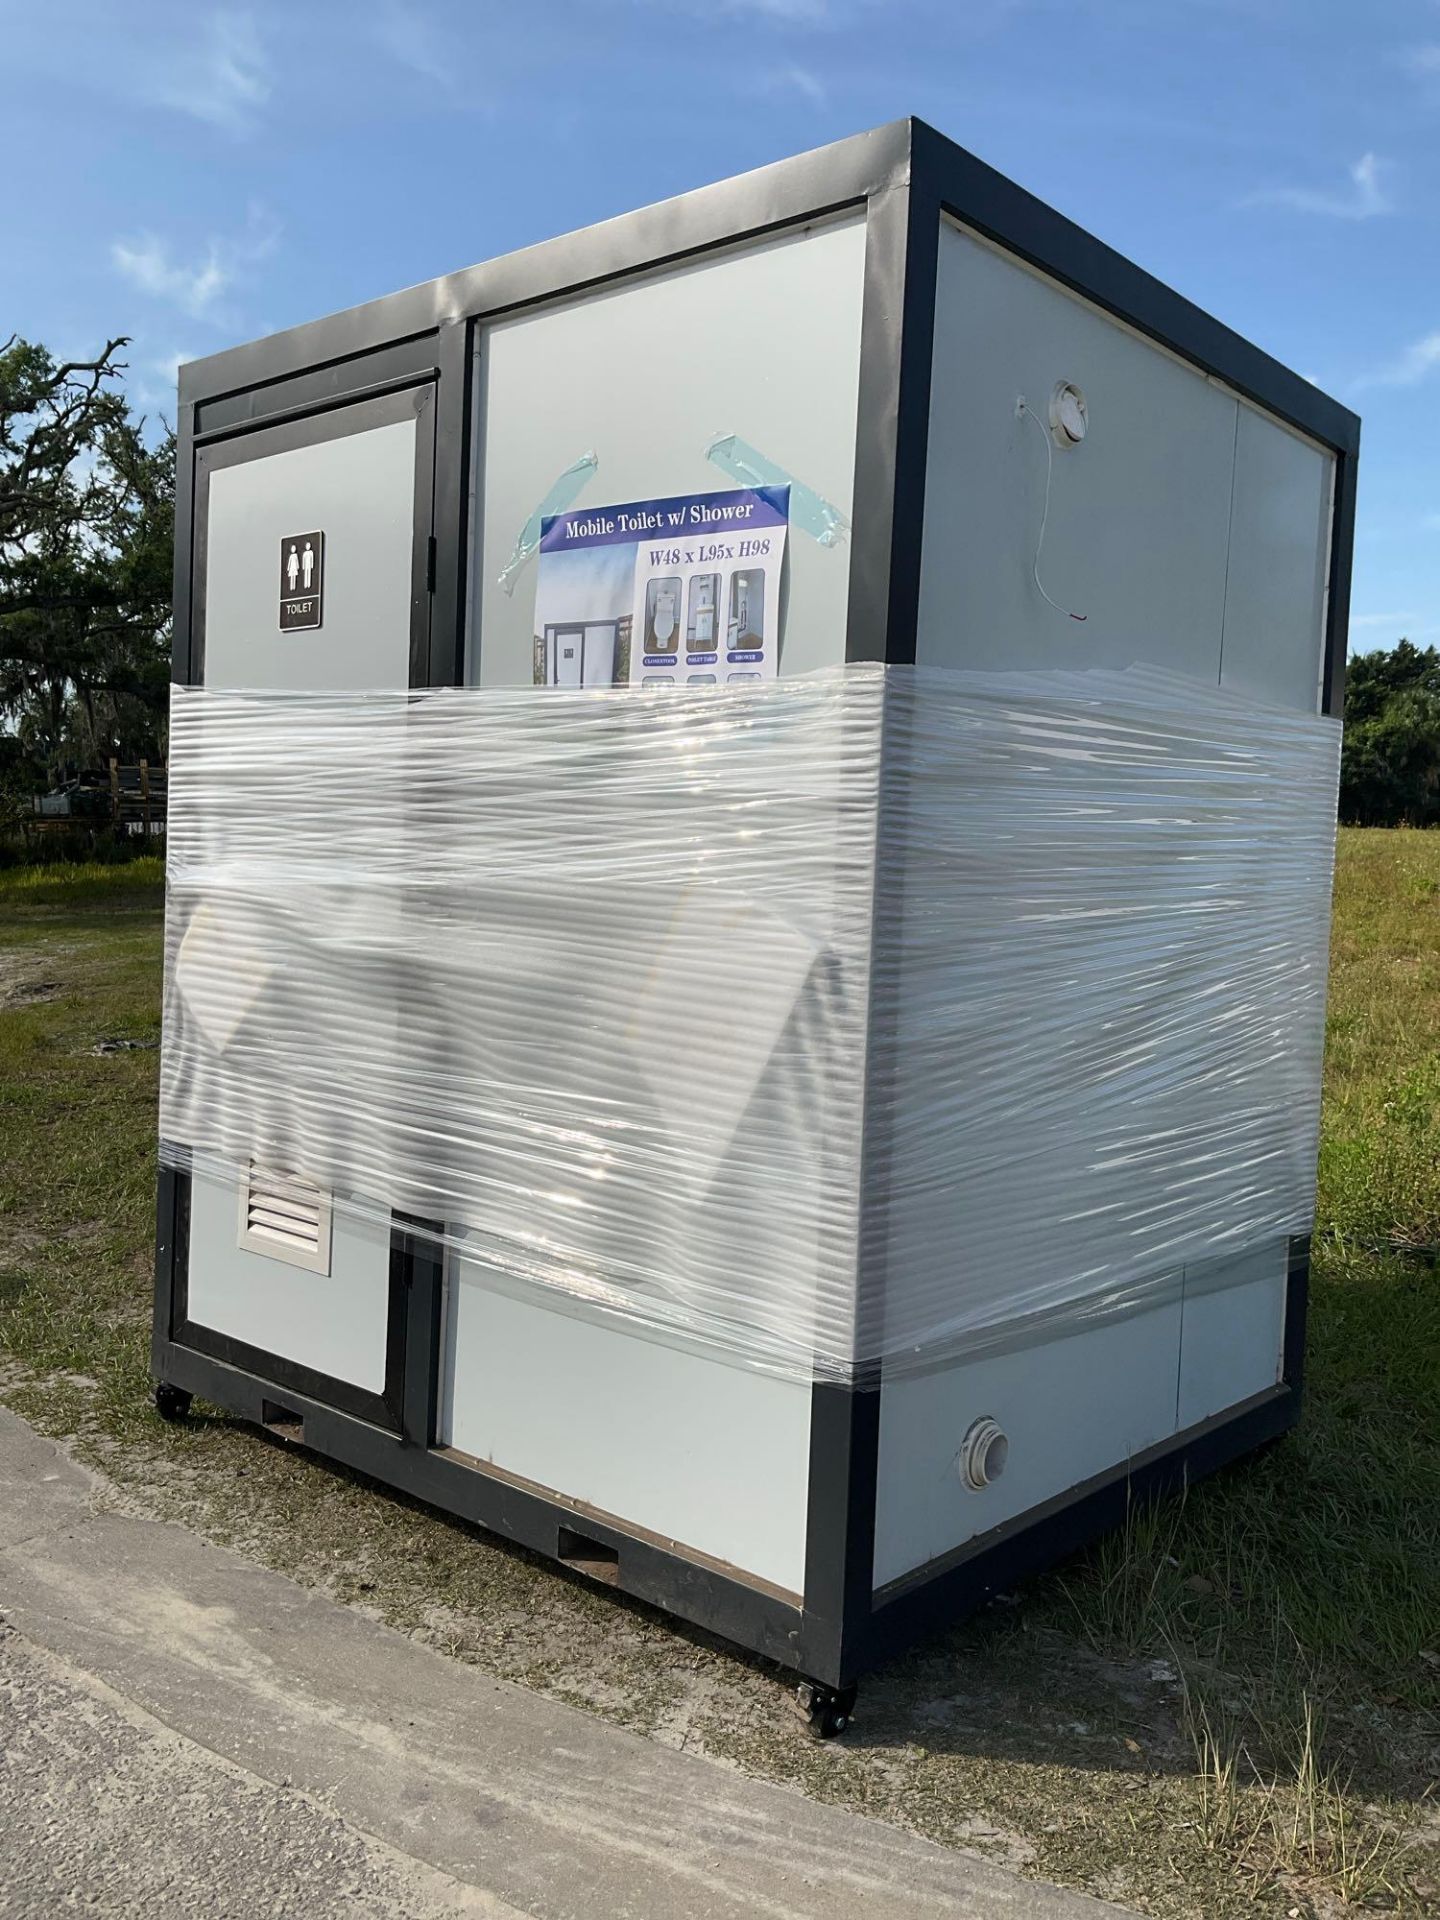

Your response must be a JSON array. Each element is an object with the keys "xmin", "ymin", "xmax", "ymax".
[{"xmin": 176, "ymin": 385, "xmax": 435, "ymax": 1419}]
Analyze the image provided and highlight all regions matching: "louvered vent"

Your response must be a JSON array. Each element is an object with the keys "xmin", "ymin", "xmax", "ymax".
[{"xmin": 237, "ymin": 1165, "xmax": 333, "ymax": 1276}]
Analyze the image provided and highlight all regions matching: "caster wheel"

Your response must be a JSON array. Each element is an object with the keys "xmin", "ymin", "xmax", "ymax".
[
  {"xmin": 796, "ymin": 1681, "xmax": 857, "ymax": 1740},
  {"xmin": 154, "ymin": 1383, "xmax": 193, "ymax": 1424}
]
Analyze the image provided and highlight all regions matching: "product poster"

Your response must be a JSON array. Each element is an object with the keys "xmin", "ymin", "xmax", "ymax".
[{"xmin": 533, "ymin": 485, "xmax": 789, "ymax": 688}]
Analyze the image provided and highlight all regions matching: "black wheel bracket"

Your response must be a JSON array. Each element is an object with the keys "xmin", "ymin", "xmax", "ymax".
[
  {"xmin": 795, "ymin": 1681, "xmax": 857, "ymax": 1739},
  {"xmin": 154, "ymin": 1382, "xmax": 193, "ymax": 1423}
]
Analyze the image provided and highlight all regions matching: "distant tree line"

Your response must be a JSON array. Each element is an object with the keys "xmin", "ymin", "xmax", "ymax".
[
  {"xmin": 0, "ymin": 336, "xmax": 172, "ymax": 826},
  {"xmin": 1339, "ymin": 639, "xmax": 1440, "ymax": 828}
]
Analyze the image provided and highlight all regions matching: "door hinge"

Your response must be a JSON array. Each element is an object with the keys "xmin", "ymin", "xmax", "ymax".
[{"xmin": 425, "ymin": 535, "xmax": 438, "ymax": 593}]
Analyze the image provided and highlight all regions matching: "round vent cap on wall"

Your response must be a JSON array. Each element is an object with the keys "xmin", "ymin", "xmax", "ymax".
[{"xmin": 1049, "ymin": 381, "xmax": 1088, "ymax": 446}]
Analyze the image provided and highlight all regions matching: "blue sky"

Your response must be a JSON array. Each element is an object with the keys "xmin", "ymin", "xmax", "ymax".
[{"xmin": 3, "ymin": 0, "xmax": 1437, "ymax": 655}]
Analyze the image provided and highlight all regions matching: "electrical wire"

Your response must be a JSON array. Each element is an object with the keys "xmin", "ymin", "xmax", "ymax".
[{"xmin": 1018, "ymin": 399, "xmax": 1088, "ymax": 623}]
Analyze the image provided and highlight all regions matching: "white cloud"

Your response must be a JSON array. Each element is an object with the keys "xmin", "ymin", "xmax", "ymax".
[
  {"xmin": 113, "ymin": 237, "xmax": 228, "ymax": 319},
  {"xmin": 0, "ymin": 7, "xmax": 273, "ymax": 139},
  {"xmin": 147, "ymin": 10, "xmax": 271, "ymax": 133},
  {"xmin": 111, "ymin": 205, "xmax": 279, "ymax": 325},
  {"xmin": 1404, "ymin": 44, "xmax": 1440, "ymax": 75},
  {"xmin": 759, "ymin": 63, "xmax": 826, "ymax": 101},
  {"xmin": 1356, "ymin": 330, "xmax": 1440, "ymax": 390},
  {"xmin": 370, "ymin": 0, "xmax": 452, "ymax": 85},
  {"xmin": 1244, "ymin": 152, "xmax": 1392, "ymax": 220}
]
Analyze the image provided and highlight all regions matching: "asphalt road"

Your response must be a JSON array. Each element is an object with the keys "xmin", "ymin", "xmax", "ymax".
[
  {"xmin": 0, "ymin": 1405, "xmax": 1133, "ymax": 1920},
  {"xmin": 0, "ymin": 1621, "xmax": 514, "ymax": 1918}
]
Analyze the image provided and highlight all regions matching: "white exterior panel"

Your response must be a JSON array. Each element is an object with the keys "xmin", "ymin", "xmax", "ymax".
[
  {"xmin": 1220, "ymin": 402, "xmax": 1334, "ymax": 712},
  {"xmin": 915, "ymin": 221, "xmax": 1238, "ymax": 681},
  {"xmin": 186, "ymin": 1171, "xmax": 393, "ymax": 1394},
  {"xmin": 874, "ymin": 220, "xmax": 1334, "ymax": 1592},
  {"xmin": 471, "ymin": 217, "xmax": 867, "ymax": 687},
  {"xmin": 873, "ymin": 1304, "xmax": 1184, "ymax": 1591},
  {"xmin": 443, "ymin": 1262, "xmax": 813, "ymax": 1594}
]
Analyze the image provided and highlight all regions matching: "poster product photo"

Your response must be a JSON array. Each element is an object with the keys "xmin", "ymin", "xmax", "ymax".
[
  {"xmin": 532, "ymin": 484, "xmax": 790, "ymax": 688},
  {"xmin": 643, "ymin": 575, "xmax": 682, "ymax": 655}
]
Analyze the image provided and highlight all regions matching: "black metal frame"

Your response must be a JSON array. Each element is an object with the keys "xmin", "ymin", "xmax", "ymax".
[{"xmin": 153, "ymin": 117, "xmax": 1359, "ymax": 1697}]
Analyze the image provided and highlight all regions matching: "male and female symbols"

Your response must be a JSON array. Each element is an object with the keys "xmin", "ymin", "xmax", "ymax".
[{"xmin": 285, "ymin": 538, "xmax": 316, "ymax": 593}]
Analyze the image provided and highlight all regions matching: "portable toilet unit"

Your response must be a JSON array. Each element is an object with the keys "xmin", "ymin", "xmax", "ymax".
[{"xmin": 153, "ymin": 119, "xmax": 1355, "ymax": 1734}]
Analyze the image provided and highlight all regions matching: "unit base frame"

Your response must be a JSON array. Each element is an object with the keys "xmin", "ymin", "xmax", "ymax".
[
  {"xmin": 153, "ymin": 1167, "xmax": 1310, "ymax": 1695},
  {"xmin": 146, "ymin": 1332, "xmax": 1304, "ymax": 1693}
]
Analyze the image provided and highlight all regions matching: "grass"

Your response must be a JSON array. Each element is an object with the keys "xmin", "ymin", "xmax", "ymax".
[{"xmin": 1, "ymin": 832, "xmax": 1438, "ymax": 1918}]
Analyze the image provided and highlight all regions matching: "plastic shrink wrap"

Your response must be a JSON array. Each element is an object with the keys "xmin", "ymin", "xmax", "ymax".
[{"xmin": 160, "ymin": 664, "xmax": 1341, "ymax": 1383}]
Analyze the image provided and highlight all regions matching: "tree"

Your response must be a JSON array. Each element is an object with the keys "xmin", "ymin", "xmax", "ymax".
[
  {"xmin": 0, "ymin": 337, "xmax": 172, "ymax": 781},
  {"xmin": 1343, "ymin": 638, "xmax": 1440, "ymax": 727},
  {"xmin": 1340, "ymin": 639, "xmax": 1440, "ymax": 827}
]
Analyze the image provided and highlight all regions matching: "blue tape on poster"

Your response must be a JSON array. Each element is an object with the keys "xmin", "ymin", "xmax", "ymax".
[
  {"xmin": 497, "ymin": 450, "xmax": 599, "ymax": 596},
  {"xmin": 703, "ymin": 434, "xmax": 850, "ymax": 549}
]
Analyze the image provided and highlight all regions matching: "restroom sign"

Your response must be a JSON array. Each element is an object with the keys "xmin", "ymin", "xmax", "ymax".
[{"xmin": 278, "ymin": 531, "xmax": 325, "ymax": 631}]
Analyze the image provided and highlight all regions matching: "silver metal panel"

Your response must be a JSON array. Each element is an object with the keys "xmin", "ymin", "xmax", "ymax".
[
  {"xmin": 470, "ymin": 216, "xmax": 867, "ymax": 687},
  {"xmin": 443, "ymin": 1261, "xmax": 812, "ymax": 1594},
  {"xmin": 916, "ymin": 221, "xmax": 1238, "ymax": 678},
  {"xmin": 203, "ymin": 418, "xmax": 418, "ymax": 692},
  {"xmin": 1176, "ymin": 1242, "xmax": 1287, "ymax": 1430},
  {"xmin": 187, "ymin": 413, "xmax": 418, "ymax": 1387},
  {"xmin": 1219, "ymin": 404, "xmax": 1333, "ymax": 713},
  {"xmin": 185, "ymin": 1172, "xmax": 393, "ymax": 1394},
  {"xmin": 872, "ymin": 1304, "xmax": 1184, "ymax": 1591}
]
